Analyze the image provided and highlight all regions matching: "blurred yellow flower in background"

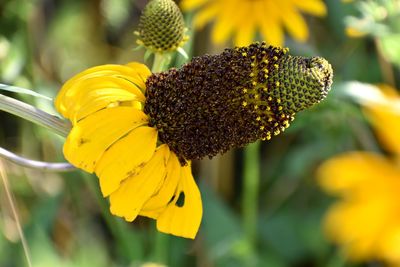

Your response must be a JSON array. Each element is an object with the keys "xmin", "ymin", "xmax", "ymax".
[
  {"xmin": 364, "ymin": 85, "xmax": 400, "ymax": 155},
  {"xmin": 180, "ymin": 0, "xmax": 327, "ymax": 46},
  {"xmin": 318, "ymin": 85, "xmax": 400, "ymax": 265}
]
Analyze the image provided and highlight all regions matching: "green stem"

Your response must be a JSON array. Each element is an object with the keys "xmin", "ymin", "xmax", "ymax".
[
  {"xmin": 242, "ymin": 141, "xmax": 260, "ymax": 248},
  {"xmin": 0, "ymin": 84, "xmax": 52, "ymax": 100},
  {"xmin": 152, "ymin": 53, "xmax": 171, "ymax": 73},
  {"xmin": 0, "ymin": 94, "xmax": 71, "ymax": 137}
]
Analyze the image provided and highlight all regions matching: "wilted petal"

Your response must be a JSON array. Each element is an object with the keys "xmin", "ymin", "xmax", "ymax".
[
  {"xmin": 156, "ymin": 164, "xmax": 202, "ymax": 239},
  {"xmin": 109, "ymin": 145, "xmax": 170, "ymax": 221},
  {"xmin": 96, "ymin": 126, "xmax": 158, "ymax": 197},
  {"xmin": 140, "ymin": 152, "xmax": 182, "ymax": 218}
]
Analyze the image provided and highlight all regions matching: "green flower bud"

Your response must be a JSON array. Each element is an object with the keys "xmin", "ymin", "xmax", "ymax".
[{"xmin": 135, "ymin": 0, "xmax": 188, "ymax": 53}]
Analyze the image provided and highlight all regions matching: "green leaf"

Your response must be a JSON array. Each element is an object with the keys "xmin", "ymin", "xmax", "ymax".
[
  {"xmin": 200, "ymin": 183, "xmax": 257, "ymax": 267},
  {"xmin": 0, "ymin": 83, "xmax": 52, "ymax": 101}
]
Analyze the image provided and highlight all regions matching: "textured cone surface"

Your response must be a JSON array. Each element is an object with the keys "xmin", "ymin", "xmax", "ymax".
[
  {"xmin": 136, "ymin": 0, "xmax": 187, "ymax": 52},
  {"xmin": 145, "ymin": 42, "xmax": 333, "ymax": 163}
]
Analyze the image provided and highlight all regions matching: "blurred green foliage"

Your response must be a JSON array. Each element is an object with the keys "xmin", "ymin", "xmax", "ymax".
[{"xmin": 1, "ymin": 0, "xmax": 399, "ymax": 267}]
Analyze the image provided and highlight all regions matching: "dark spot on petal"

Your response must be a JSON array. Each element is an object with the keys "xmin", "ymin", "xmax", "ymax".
[{"xmin": 175, "ymin": 191, "xmax": 185, "ymax": 208}]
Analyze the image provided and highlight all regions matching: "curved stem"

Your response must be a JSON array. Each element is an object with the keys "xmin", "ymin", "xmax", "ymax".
[
  {"xmin": 0, "ymin": 94, "xmax": 71, "ymax": 137},
  {"xmin": 0, "ymin": 93, "xmax": 74, "ymax": 171},
  {"xmin": 0, "ymin": 147, "xmax": 75, "ymax": 172}
]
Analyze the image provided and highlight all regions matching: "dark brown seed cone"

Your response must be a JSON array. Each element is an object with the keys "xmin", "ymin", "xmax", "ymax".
[{"xmin": 144, "ymin": 42, "xmax": 333, "ymax": 163}]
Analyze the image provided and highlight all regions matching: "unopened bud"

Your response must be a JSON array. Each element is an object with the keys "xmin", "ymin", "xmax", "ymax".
[{"xmin": 135, "ymin": 0, "xmax": 188, "ymax": 53}]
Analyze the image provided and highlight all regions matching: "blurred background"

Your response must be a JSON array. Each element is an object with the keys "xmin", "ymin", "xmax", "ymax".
[{"xmin": 1, "ymin": 0, "xmax": 400, "ymax": 266}]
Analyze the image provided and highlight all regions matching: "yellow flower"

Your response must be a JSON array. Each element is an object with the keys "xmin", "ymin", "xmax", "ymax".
[
  {"xmin": 363, "ymin": 85, "xmax": 400, "ymax": 155},
  {"xmin": 55, "ymin": 62, "xmax": 202, "ymax": 239},
  {"xmin": 318, "ymin": 85, "xmax": 400, "ymax": 264},
  {"xmin": 55, "ymin": 43, "xmax": 332, "ymax": 239},
  {"xmin": 180, "ymin": 0, "xmax": 327, "ymax": 46}
]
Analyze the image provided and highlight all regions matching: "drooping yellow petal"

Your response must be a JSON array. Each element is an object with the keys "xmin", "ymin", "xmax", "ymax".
[
  {"xmin": 63, "ymin": 107, "xmax": 147, "ymax": 173},
  {"xmin": 125, "ymin": 62, "xmax": 152, "ymax": 85},
  {"xmin": 109, "ymin": 145, "xmax": 170, "ymax": 222},
  {"xmin": 62, "ymin": 63, "xmax": 149, "ymax": 94},
  {"xmin": 59, "ymin": 75, "xmax": 145, "ymax": 121},
  {"xmin": 292, "ymin": 0, "xmax": 327, "ymax": 16},
  {"xmin": 73, "ymin": 87, "xmax": 142, "ymax": 122},
  {"xmin": 280, "ymin": 3, "xmax": 308, "ymax": 42},
  {"xmin": 140, "ymin": 152, "xmax": 182, "ymax": 219},
  {"xmin": 56, "ymin": 63, "xmax": 150, "ymax": 117},
  {"xmin": 156, "ymin": 163, "xmax": 202, "ymax": 239},
  {"xmin": 95, "ymin": 126, "xmax": 158, "ymax": 197}
]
